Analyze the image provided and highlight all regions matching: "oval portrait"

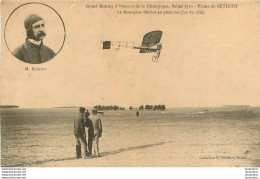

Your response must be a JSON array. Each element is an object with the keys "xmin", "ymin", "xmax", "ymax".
[{"xmin": 4, "ymin": 3, "xmax": 65, "ymax": 64}]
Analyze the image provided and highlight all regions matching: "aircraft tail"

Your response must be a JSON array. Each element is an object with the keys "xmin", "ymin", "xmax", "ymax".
[{"xmin": 103, "ymin": 41, "xmax": 111, "ymax": 49}]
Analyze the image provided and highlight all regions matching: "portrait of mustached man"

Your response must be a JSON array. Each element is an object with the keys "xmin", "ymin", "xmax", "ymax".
[{"xmin": 13, "ymin": 14, "xmax": 56, "ymax": 64}]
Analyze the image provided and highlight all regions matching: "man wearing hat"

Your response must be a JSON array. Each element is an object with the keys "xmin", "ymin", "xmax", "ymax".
[
  {"xmin": 91, "ymin": 109, "xmax": 102, "ymax": 158},
  {"xmin": 84, "ymin": 110, "xmax": 94, "ymax": 155},
  {"xmin": 13, "ymin": 14, "xmax": 55, "ymax": 64},
  {"xmin": 74, "ymin": 107, "xmax": 88, "ymax": 159}
]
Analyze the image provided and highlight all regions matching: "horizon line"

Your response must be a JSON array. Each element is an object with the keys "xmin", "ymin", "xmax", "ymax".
[{"xmin": 1, "ymin": 105, "xmax": 260, "ymax": 109}]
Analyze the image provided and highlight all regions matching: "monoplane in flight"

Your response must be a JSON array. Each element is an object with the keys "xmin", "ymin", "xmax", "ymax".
[{"xmin": 102, "ymin": 30, "xmax": 163, "ymax": 62}]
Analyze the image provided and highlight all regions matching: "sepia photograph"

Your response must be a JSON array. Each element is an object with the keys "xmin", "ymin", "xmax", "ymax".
[
  {"xmin": 4, "ymin": 2, "xmax": 65, "ymax": 64},
  {"xmin": 1, "ymin": 1, "xmax": 260, "ymax": 178}
]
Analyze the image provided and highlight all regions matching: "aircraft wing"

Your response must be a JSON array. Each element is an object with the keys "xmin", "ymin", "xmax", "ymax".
[
  {"xmin": 133, "ymin": 46, "xmax": 158, "ymax": 53},
  {"xmin": 141, "ymin": 31, "xmax": 163, "ymax": 48}
]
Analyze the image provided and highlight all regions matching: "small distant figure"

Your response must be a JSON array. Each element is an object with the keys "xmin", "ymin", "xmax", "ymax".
[
  {"xmin": 136, "ymin": 111, "xmax": 139, "ymax": 117},
  {"xmin": 91, "ymin": 109, "xmax": 102, "ymax": 158},
  {"xmin": 74, "ymin": 107, "xmax": 88, "ymax": 159}
]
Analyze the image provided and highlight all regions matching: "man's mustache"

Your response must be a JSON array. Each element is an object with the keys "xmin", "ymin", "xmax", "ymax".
[{"xmin": 37, "ymin": 31, "xmax": 46, "ymax": 38}]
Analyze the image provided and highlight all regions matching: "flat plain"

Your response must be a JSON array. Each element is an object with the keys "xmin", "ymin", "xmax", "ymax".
[{"xmin": 1, "ymin": 107, "xmax": 259, "ymax": 167}]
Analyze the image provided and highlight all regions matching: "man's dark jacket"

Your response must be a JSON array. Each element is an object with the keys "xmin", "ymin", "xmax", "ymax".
[
  {"xmin": 85, "ymin": 118, "xmax": 94, "ymax": 138},
  {"xmin": 74, "ymin": 113, "xmax": 86, "ymax": 137},
  {"xmin": 13, "ymin": 39, "xmax": 55, "ymax": 64}
]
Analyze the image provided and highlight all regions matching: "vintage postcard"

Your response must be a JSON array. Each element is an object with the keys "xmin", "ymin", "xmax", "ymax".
[{"xmin": 1, "ymin": 0, "xmax": 260, "ymax": 171}]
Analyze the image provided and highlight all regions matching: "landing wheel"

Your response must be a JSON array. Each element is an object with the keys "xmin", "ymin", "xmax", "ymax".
[
  {"xmin": 152, "ymin": 50, "xmax": 161, "ymax": 62},
  {"xmin": 152, "ymin": 56, "xmax": 158, "ymax": 62}
]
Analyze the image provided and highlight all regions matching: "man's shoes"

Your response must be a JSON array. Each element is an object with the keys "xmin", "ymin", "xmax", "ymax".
[
  {"xmin": 86, "ymin": 152, "xmax": 91, "ymax": 157},
  {"xmin": 93, "ymin": 154, "xmax": 100, "ymax": 158},
  {"xmin": 82, "ymin": 156, "xmax": 91, "ymax": 159}
]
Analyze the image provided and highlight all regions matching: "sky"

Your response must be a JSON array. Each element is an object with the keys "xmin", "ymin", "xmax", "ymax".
[{"xmin": 1, "ymin": 1, "xmax": 260, "ymax": 108}]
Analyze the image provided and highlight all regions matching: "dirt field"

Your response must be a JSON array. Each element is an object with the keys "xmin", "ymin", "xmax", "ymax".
[{"xmin": 1, "ymin": 107, "xmax": 259, "ymax": 167}]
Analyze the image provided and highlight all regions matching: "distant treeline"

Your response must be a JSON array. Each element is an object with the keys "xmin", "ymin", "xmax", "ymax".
[
  {"xmin": 93, "ymin": 105, "xmax": 166, "ymax": 111},
  {"xmin": 53, "ymin": 106, "xmax": 79, "ymax": 108},
  {"xmin": 0, "ymin": 105, "xmax": 19, "ymax": 108},
  {"xmin": 93, "ymin": 105, "xmax": 126, "ymax": 111},
  {"xmin": 130, "ymin": 105, "xmax": 166, "ymax": 110}
]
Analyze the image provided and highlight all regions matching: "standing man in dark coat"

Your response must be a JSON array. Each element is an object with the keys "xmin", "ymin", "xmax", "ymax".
[
  {"xmin": 84, "ymin": 111, "xmax": 94, "ymax": 155},
  {"xmin": 12, "ymin": 14, "xmax": 55, "ymax": 64},
  {"xmin": 74, "ymin": 107, "xmax": 88, "ymax": 159}
]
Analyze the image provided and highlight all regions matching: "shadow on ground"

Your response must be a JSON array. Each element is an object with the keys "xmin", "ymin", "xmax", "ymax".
[
  {"xmin": 9, "ymin": 141, "xmax": 171, "ymax": 167},
  {"xmin": 100, "ymin": 141, "xmax": 170, "ymax": 158}
]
